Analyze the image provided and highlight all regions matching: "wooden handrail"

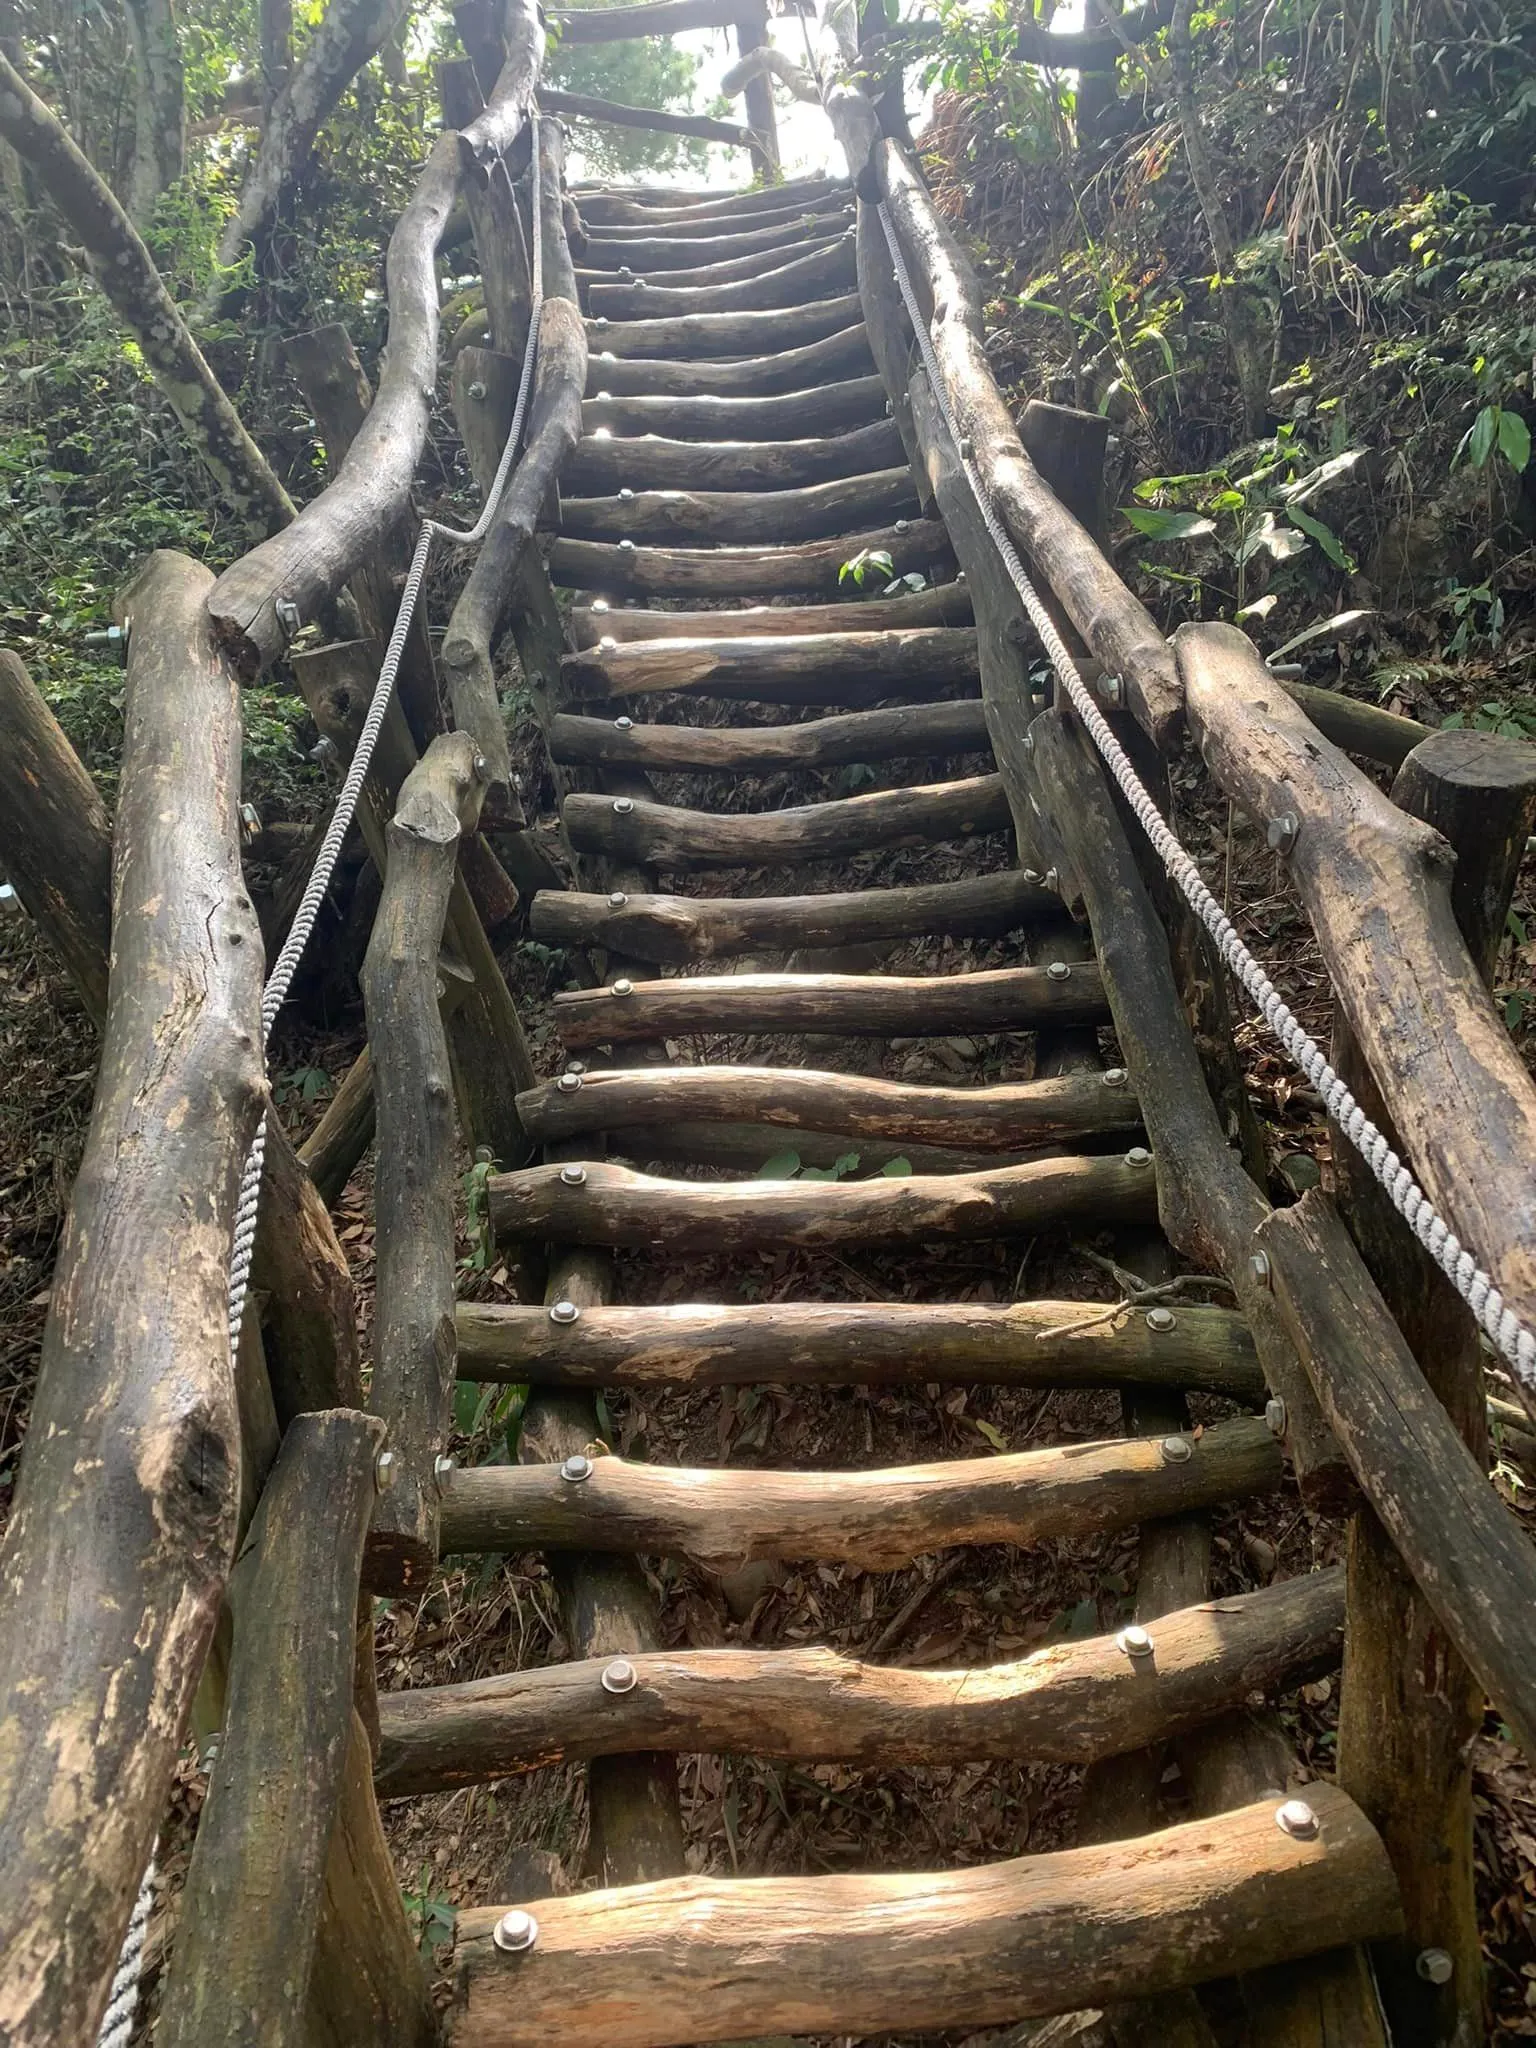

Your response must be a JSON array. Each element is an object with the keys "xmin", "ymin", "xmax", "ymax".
[{"xmin": 539, "ymin": 85, "xmax": 756, "ymax": 147}]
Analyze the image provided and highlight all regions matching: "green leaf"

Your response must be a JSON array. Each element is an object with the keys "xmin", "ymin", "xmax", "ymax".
[
  {"xmin": 1120, "ymin": 507, "xmax": 1217, "ymax": 542},
  {"xmin": 1235, "ymin": 594, "xmax": 1279, "ymax": 622},
  {"xmin": 1460, "ymin": 404, "xmax": 1498, "ymax": 469},
  {"xmin": 879, "ymin": 1155, "xmax": 913, "ymax": 1176},
  {"xmin": 833, "ymin": 1151, "xmax": 862, "ymax": 1179},
  {"xmin": 1497, "ymin": 409, "xmax": 1532, "ymax": 473},
  {"xmin": 973, "ymin": 1416, "xmax": 1010, "ymax": 1452},
  {"xmin": 1284, "ymin": 506, "xmax": 1353, "ymax": 569},
  {"xmin": 755, "ymin": 1150, "xmax": 801, "ymax": 1179}
]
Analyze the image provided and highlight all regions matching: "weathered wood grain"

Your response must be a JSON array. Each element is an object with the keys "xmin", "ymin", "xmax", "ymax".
[
  {"xmin": 558, "ymin": 625, "xmax": 977, "ymax": 704},
  {"xmin": 549, "ymin": 697, "xmax": 989, "ymax": 771},
  {"xmin": 587, "ymin": 291, "xmax": 862, "ymax": 360},
  {"xmin": 585, "ymin": 236, "xmax": 854, "ymax": 317},
  {"xmin": 569, "ymin": 582, "xmax": 970, "ymax": 644},
  {"xmin": 559, "ymin": 466, "xmax": 919, "ymax": 546},
  {"xmin": 549, "ymin": 518, "xmax": 954, "ymax": 598},
  {"xmin": 583, "ymin": 363, "xmax": 881, "ymax": 426},
  {"xmin": 564, "ymin": 416, "xmax": 904, "ymax": 493}
]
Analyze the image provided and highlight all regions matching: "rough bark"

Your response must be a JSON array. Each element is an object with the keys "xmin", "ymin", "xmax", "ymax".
[
  {"xmin": 0, "ymin": 51, "xmax": 292, "ymax": 534},
  {"xmin": 581, "ymin": 230, "xmax": 843, "ymax": 294},
  {"xmin": 549, "ymin": 0, "xmax": 769, "ymax": 38},
  {"xmin": 298, "ymin": 1045, "xmax": 377, "ymax": 1206},
  {"xmin": 550, "ymin": 695, "xmax": 988, "ymax": 771},
  {"xmin": 122, "ymin": 0, "xmax": 184, "ymax": 222},
  {"xmin": 569, "ymin": 581, "xmax": 971, "ymax": 642},
  {"xmin": 733, "ymin": 5, "xmax": 780, "ymax": 179},
  {"xmin": 548, "ymin": 517, "xmax": 953, "ymax": 598},
  {"xmin": 451, "ymin": 1786, "xmax": 1400, "ymax": 2048},
  {"xmin": 540, "ymin": 86, "xmax": 752, "ymax": 147},
  {"xmin": 587, "ymin": 290, "xmax": 862, "ymax": 361},
  {"xmin": 564, "ymin": 416, "xmax": 904, "ymax": 494},
  {"xmin": 0, "ymin": 553, "xmax": 264, "ymax": 2047},
  {"xmin": 561, "ymin": 466, "xmax": 916, "ymax": 546},
  {"xmin": 586, "ymin": 238, "xmax": 854, "ymax": 319},
  {"xmin": 439, "ymin": 57, "xmax": 532, "ymax": 357},
  {"xmin": 586, "ymin": 337, "xmax": 875, "ymax": 408},
  {"xmin": 559, "ymin": 625, "xmax": 977, "ymax": 704}
]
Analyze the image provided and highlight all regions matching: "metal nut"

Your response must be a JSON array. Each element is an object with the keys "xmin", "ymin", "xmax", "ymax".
[
  {"xmin": 1022, "ymin": 869, "xmax": 1042, "ymax": 884},
  {"xmin": 1266, "ymin": 811, "xmax": 1299, "ymax": 856},
  {"xmin": 560, "ymin": 1453, "xmax": 593, "ymax": 1482},
  {"xmin": 1160, "ymin": 1435, "xmax": 1193, "ymax": 1465},
  {"xmin": 618, "ymin": 264, "xmax": 632, "ymax": 278},
  {"xmin": 1102, "ymin": 1067, "xmax": 1128, "ymax": 1088},
  {"xmin": 1046, "ymin": 960, "xmax": 1071, "ymax": 982},
  {"xmin": 594, "ymin": 315, "xmax": 608, "ymax": 326},
  {"xmin": 433, "ymin": 1454, "xmax": 456, "ymax": 1493},
  {"xmin": 374, "ymin": 1450, "xmax": 398, "ymax": 1493},
  {"xmin": 549, "ymin": 1299, "xmax": 580, "ymax": 1326},
  {"xmin": 559, "ymin": 1164, "xmax": 587, "ymax": 1187},
  {"xmin": 601, "ymin": 1657, "xmax": 638, "ymax": 1694},
  {"xmin": 1275, "ymin": 1798, "xmax": 1319, "ymax": 1840},
  {"xmin": 1098, "ymin": 673, "xmax": 1124, "ymax": 708},
  {"xmin": 614, "ymin": 714, "xmax": 634, "ymax": 730},
  {"xmin": 275, "ymin": 597, "xmax": 301, "ymax": 637},
  {"xmin": 595, "ymin": 390, "xmax": 613, "ymax": 401},
  {"xmin": 492, "ymin": 1909, "xmax": 539, "ymax": 1954},
  {"xmin": 1416, "ymin": 1949, "xmax": 1454, "ymax": 1986},
  {"xmin": 613, "ymin": 797, "xmax": 634, "ymax": 815},
  {"xmin": 958, "ymin": 435, "xmax": 973, "ymax": 459},
  {"xmin": 599, "ymin": 635, "xmax": 618, "ymax": 651},
  {"xmin": 894, "ymin": 518, "xmax": 910, "ymax": 534},
  {"xmin": 467, "ymin": 378, "xmax": 487, "ymax": 400},
  {"xmin": 1250, "ymin": 1249, "xmax": 1273, "ymax": 1289},
  {"xmin": 618, "ymin": 537, "xmax": 636, "ymax": 552},
  {"xmin": 618, "ymin": 487, "xmax": 635, "ymax": 501},
  {"xmin": 557, "ymin": 1071, "xmax": 583, "ymax": 1094},
  {"xmin": 591, "ymin": 598, "xmax": 610, "ymax": 613},
  {"xmin": 607, "ymin": 891, "xmax": 627, "ymax": 909},
  {"xmin": 1265, "ymin": 1396, "xmax": 1288, "ymax": 1438},
  {"xmin": 1116, "ymin": 1625, "xmax": 1154, "ymax": 1658},
  {"xmin": 1145, "ymin": 1306, "xmax": 1176, "ymax": 1333},
  {"xmin": 1126, "ymin": 1145, "xmax": 1153, "ymax": 1168},
  {"xmin": 612, "ymin": 977, "xmax": 634, "ymax": 996}
]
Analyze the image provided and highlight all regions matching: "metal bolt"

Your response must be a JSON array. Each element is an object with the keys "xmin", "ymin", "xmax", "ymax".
[
  {"xmin": 83, "ymin": 622, "xmax": 130, "ymax": 647},
  {"xmin": 955, "ymin": 569, "xmax": 967, "ymax": 582},
  {"xmin": 1046, "ymin": 960, "xmax": 1071, "ymax": 982},
  {"xmin": 492, "ymin": 1909, "xmax": 539, "ymax": 1954},
  {"xmin": 560, "ymin": 1452, "xmax": 593, "ymax": 1482},
  {"xmin": 565, "ymin": 1060, "xmax": 587, "ymax": 1076},
  {"xmin": 1102, "ymin": 1067, "xmax": 1128, "ymax": 1088},
  {"xmin": 618, "ymin": 264, "xmax": 632, "ymax": 278},
  {"xmin": 557, "ymin": 1071, "xmax": 583, "ymax": 1093},
  {"xmin": 560, "ymin": 1164, "xmax": 587, "ymax": 1187},
  {"xmin": 894, "ymin": 518, "xmax": 910, "ymax": 534},
  {"xmin": 1098, "ymin": 673, "xmax": 1123, "ymax": 708},
  {"xmin": 1275, "ymin": 1798, "xmax": 1319, "ymax": 1841},
  {"xmin": 613, "ymin": 796, "xmax": 634, "ymax": 815},
  {"xmin": 1021, "ymin": 731, "xmax": 1034, "ymax": 755},
  {"xmin": 1265, "ymin": 1396, "xmax": 1288, "ymax": 1438},
  {"xmin": 618, "ymin": 486, "xmax": 635, "ymax": 501},
  {"xmin": 1022, "ymin": 868, "xmax": 1042, "ymax": 884},
  {"xmin": 1250, "ymin": 1249, "xmax": 1273, "ymax": 1289},
  {"xmin": 607, "ymin": 890, "xmax": 627, "ymax": 908},
  {"xmin": 618, "ymin": 537, "xmax": 635, "ymax": 552},
  {"xmin": 884, "ymin": 398, "xmax": 894, "ymax": 416},
  {"xmin": 614, "ymin": 715, "xmax": 634, "ymax": 732},
  {"xmin": 612, "ymin": 977, "xmax": 634, "ymax": 996},
  {"xmin": 1116, "ymin": 1625, "xmax": 1154, "ymax": 1658},
  {"xmin": 1416, "ymin": 1949, "xmax": 1454, "ymax": 1986},
  {"xmin": 549, "ymin": 1299, "xmax": 580, "ymax": 1326},
  {"xmin": 1160, "ymin": 1435, "xmax": 1193, "ymax": 1465},
  {"xmin": 1146, "ymin": 1306, "xmax": 1177, "ymax": 1333},
  {"xmin": 594, "ymin": 315, "xmax": 608, "ymax": 326},
  {"xmin": 1266, "ymin": 811, "xmax": 1299, "ymax": 856},
  {"xmin": 433, "ymin": 1454, "xmax": 456, "ymax": 1493},
  {"xmin": 591, "ymin": 597, "xmax": 610, "ymax": 613},
  {"xmin": 1043, "ymin": 868, "xmax": 1059, "ymax": 889},
  {"xmin": 468, "ymin": 378, "xmax": 487, "ymax": 400},
  {"xmin": 958, "ymin": 435, "xmax": 973, "ymax": 459},
  {"xmin": 635, "ymin": 277, "xmax": 648, "ymax": 289},
  {"xmin": 601, "ymin": 1657, "xmax": 638, "ymax": 1694},
  {"xmin": 1126, "ymin": 1145, "xmax": 1153, "ymax": 1168},
  {"xmin": 374, "ymin": 1450, "xmax": 398, "ymax": 1493},
  {"xmin": 600, "ymin": 635, "xmax": 618, "ymax": 651},
  {"xmin": 600, "ymin": 349, "xmax": 615, "ymax": 361},
  {"xmin": 275, "ymin": 597, "xmax": 301, "ymax": 637},
  {"xmin": 596, "ymin": 390, "xmax": 613, "ymax": 401}
]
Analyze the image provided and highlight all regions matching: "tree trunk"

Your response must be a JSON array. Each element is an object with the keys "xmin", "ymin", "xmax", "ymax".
[{"xmin": 122, "ymin": 0, "xmax": 185, "ymax": 223}]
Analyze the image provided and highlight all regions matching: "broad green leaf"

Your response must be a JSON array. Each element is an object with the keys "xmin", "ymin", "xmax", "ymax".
[
  {"xmin": 879, "ymin": 1155, "xmax": 913, "ymax": 1176},
  {"xmin": 1121, "ymin": 507, "xmax": 1217, "ymax": 542},
  {"xmin": 973, "ymin": 1417, "xmax": 1009, "ymax": 1452},
  {"xmin": 1284, "ymin": 505, "xmax": 1352, "ymax": 569},
  {"xmin": 1498, "ymin": 409, "xmax": 1532, "ymax": 473},
  {"xmin": 755, "ymin": 1150, "xmax": 801, "ymax": 1179}
]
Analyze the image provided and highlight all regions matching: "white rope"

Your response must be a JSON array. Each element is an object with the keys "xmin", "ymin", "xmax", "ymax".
[
  {"xmin": 875, "ymin": 196, "xmax": 1536, "ymax": 1396},
  {"xmin": 98, "ymin": 117, "xmax": 547, "ymax": 2048}
]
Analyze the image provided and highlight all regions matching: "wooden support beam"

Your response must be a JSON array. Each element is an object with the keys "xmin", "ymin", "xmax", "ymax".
[
  {"xmin": 587, "ymin": 292, "xmax": 863, "ymax": 361},
  {"xmin": 732, "ymin": 5, "xmax": 779, "ymax": 180},
  {"xmin": 437, "ymin": 1414, "xmax": 1280, "ymax": 1572},
  {"xmin": 583, "ymin": 367, "xmax": 883, "ymax": 430},
  {"xmin": 456, "ymin": 1295, "xmax": 1264, "ymax": 1398},
  {"xmin": 1282, "ymin": 677, "xmax": 1427, "ymax": 770},
  {"xmin": 549, "ymin": 518, "xmax": 954, "ymax": 598},
  {"xmin": 564, "ymin": 417, "xmax": 904, "ymax": 494},
  {"xmin": 582, "ymin": 214, "xmax": 853, "ymax": 271},
  {"xmin": 518, "ymin": 1061, "xmax": 1135, "ymax": 1152},
  {"xmin": 1178, "ymin": 621, "xmax": 1536, "ymax": 1395},
  {"xmin": 439, "ymin": 59, "xmax": 532, "ymax": 359},
  {"xmin": 572, "ymin": 175, "xmax": 847, "ymax": 228},
  {"xmin": 488, "ymin": 1151, "xmax": 1158, "ymax": 1252},
  {"xmin": 554, "ymin": 961, "xmax": 1107, "ymax": 1046},
  {"xmin": 580, "ymin": 232, "xmax": 842, "ymax": 293},
  {"xmin": 563, "ymin": 775, "xmax": 1008, "ymax": 869},
  {"xmin": 559, "ymin": 625, "xmax": 976, "ymax": 704},
  {"xmin": 451, "ymin": 1785, "xmax": 1400, "ymax": 2048},
  {"xmin": 586, "ymin": 238, "xmax": 855, "ymax": 318},
  {"xmin": 529, "ymin": 870, "xmax": 1051, "ymax": 964},
  {"xmin": 540, "ymin": 86, "xmax": 753, "ymax": 149},
  {"xmin": 0, "ymin": 553, "xmax": 263, "ymax": 2047},
  {"xmin": 561, "ymin": 467, "xmax": 918, "ymax": 547},
  {"xmin": 363, "ymin": 733, "xmax": 488, "ymax": 1594},
  {"xmin": 1029, "ymin": 706, "xmax": 1354, "ymax": 1511},
  {"xmin": 381, "ymin": 1567, "xmax": 1331, "ymax": 1798},
  {"xmin": 550, "ymin": 0, "xmax": 783, "ymax": 45},
  {"xmin": 158, "ymin": 1409, "xmax": 392, "ymax": 2048},
  {"xmin": 550, "ymin": 697, "xmax": 988, "ymax": 771},
  {"xmin": 570, "ymin": 582, "xmax": 971, "ymax": 643},
  {"xmin": 299, "ymin": 1044, "xmax": 376, "ymax": 1206}
]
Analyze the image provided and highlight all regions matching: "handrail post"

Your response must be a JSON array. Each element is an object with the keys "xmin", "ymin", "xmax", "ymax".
[{"xmin": 733, "ymin": 6, "xmax": 780, "ymax": 180}]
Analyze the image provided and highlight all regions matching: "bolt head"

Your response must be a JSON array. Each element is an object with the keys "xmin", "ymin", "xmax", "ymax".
[
  {"xmin": 618, "ymin": 537, "xmax": 635, "ymax": 551},
  {"xmin": 1116, "ymin": 1624, "xmax": 1154, "ymax": 1657},
  {"xmin": 612, "ymin": 977, "xmax": 634, "ymax": 996},
  {"xmin": 1250, "ymin": 1249, "xmax": 1273, "ymax": 1289},
  {"xmin": 599, "ymin": 635, "xmax": 618, "ymax": 651},
  {"xmin": 467, "ymin": 378, "xmax": 487, "ymax": 400},
  {"xmin": 1126, "ymin": 1145, "xmax": 1153, "ymax": 1168},
  {"xmin": 1265, "ymin": 1396, "xmax": 1288, "ymax": 1437},
  {"xmin": 615, "ymin": 714, "xmax": 634, "ymax": 730},
  {"xmin": 275, "ymin": 597, "xmax": 301, "ymax": 637},
  {"xmin": 1266, "ymin": 811, "xmax": 1299, "ymax": 856},
  {"xmin": 613, "ymin": 797, "xmax": 634, "ymax": 815},
  {"xmin": 1046, "ymin": 960, "xmax": 1071, "ymax": 982},
  {"xmin": 1102, "ymin": 1067, "xmax": 1128, "ymax": 1088},
  {"xmin": 433, "ymin": 1454, "xmax": 456, "ymax": 1492},
  {"xmin": 549, "ymin": 1299, "xmax": 580, "ymax": 1325},
  {"xmin": 594, "ymin": 315, "xmax": 608, "ymax": 326},
  {"xmin": 618, "ymin": 486, "xmax": 635, "ymax": 501},
  {"xmin": 958, "ymin": 435, "xmax": 974, "ymax": 459},
  {"xmin": 1275, "ymin": 1798, "xmax": 1319, "ymax": 1840},
  {"xmin": 559, "ymin": 1164, "xmax": 587, "ymax": 1187},
  {"xmin": 557, "ymin": 1071, "xmax": 583, "ymax": 1093},
  {"xmin": 560, "ymin": 1452, "xmax": 593, "ymax": 1482},
  {"xmin": 1160, "ymin": 1435, "xmax": 1193, "ymax": 1465},
  {"xmin": 635, "ymin": 277, "xmax": 648, "ymax": 288},
  {"xmin": 601, "ymin": 1657, "xmax": 638, "ymax": 1694},
  {"xmin": 618, "ymin": 264, "xmax": 632, "ymax": 278},
  {"xmin": 374, "ymin": 1450, "xmax": 398, "ymax": 1492},
  {"xmin": 565, "ymin": 1061, "xmax": 587, "ymax": 1076},
  {"xmin": 1098, "ymin": 673, "xmax": 1123, "ymax": 708},
  {"xmin": 1146, "ymin": 1306, "xmax": 1176, "ymax": 1333},
  {"xmin": 1022, "ymin": 868, "xmax": 1042, "ymax": 884},
  {"xmin": 1416, "ymin": 1949, "xmax": 1454, "ymax": 1986},
  {"xmin": 492, "ymin": 1909, "xmax": 539, "ymax": 1954},
  {"xmin": 607, "ymin": 891, "xmax": 628, "ymax": 909},
  {"xmin": 591, "ymin": 597, "xmax": 610, "ymax": 613},
  {"xmin": 600, "ymin": 349, "xmax": 615, "ymax": 361},
  {"xmin": 894, "ymin": 518, "xmax": 910, "ymax": 534}
]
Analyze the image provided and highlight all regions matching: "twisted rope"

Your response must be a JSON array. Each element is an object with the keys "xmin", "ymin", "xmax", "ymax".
[
  {"xmin": 875, "ymin": 196, "xmax": 1536, "ymax": 1395},
  {"xmin": 98, "ymin": 116, "xmax": 547, "ymax": 2048}
]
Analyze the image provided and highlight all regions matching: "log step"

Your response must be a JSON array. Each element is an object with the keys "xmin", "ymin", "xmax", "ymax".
[
  {"xmin": 562, "ymin": 417, "xmax": 906, "ymax": 494},
  {"xmin": 379, "ymin": 1567, "xmax": 1331, "ymax": 1798},
  {"xmin": 486, "ymin": 1152, "xmax": 1157, "ymax": 1253},
  {"xmin": 558, "ymin": 627, "xmax": 978, "ymax": 706},
  {"xmin": 455, "ymin": 1296, "xmax": 1265, "ymax": 1398},
  {"xmin": 548, "ymin": 520, "xmax": 955, "ymax": 601},
  {"xmin": 570, "ymin": 582, "xmax": 972, "ymax": 644},
  {"xmin": 449, "ymin": 1784, "xmax": 1400, "ymax": 2048},
  {"xmin": 598, "ymin": 1122, "xmax": 1099, "ymax": 1178},
  {"xmin": 562, "ymin": 776, "xmax": 1010, "ymax": 871},
  {"xmin": 572, "ymin": 182, "xmax": 850, "ymax": 232},
  {"xmin": 581, "ymin": 371, "xmax": 885, "ymax": 434},
  {"xmin": 580, "ymin": 213, "xmax": 852, "ymax": 269},
  {"xmin": 515, "ymin": 1062, "xmax": 1138, "ymax": 1153},
  {"xmin": 548, "ymin": 698, "xmax": 991, "ymax": 772},
  {"xmin": 551, "ymin": 963, "xmax": 1109, "ymax": 1047},
  {"xmin": 437, "ymin": 1414, "xmax": 1281, "ymax": 1571},
  {"xmin": 558, "ymin": 468, "xmax": 920, "ymax": 547},
  {"xmin": 579, "ymin": 232, "xmax": 842, "ymax": 290},
  {"xmin": 527, "ymin": 870, "xmax": 1052, "ymax": 965},
  {"xmin": 586, "ymin": 293, "xmax": 863, "ymax": 361},
  {"xmin": 583, "ymin": 237, "xmax": 856, "ymax": 316}
]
